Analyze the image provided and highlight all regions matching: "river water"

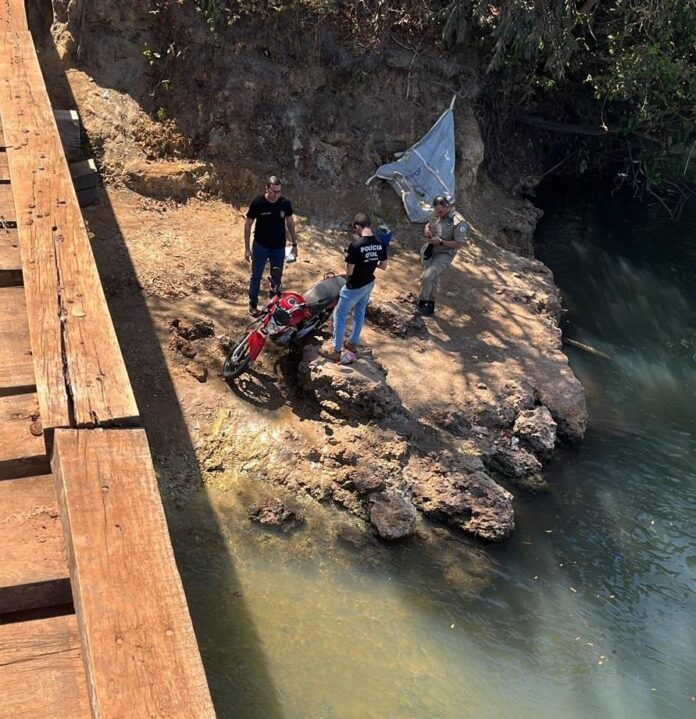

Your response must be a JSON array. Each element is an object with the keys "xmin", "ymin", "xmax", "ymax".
[{"xmin": 171, "ymin": 189, "xmax": 696, "ymax": 718}]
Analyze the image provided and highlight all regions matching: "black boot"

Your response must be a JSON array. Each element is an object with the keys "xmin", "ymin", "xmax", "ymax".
[
  {"xmin": 415, "ymin": 300, "xmax": 428, "ymax": 315},
  {"xmin": 419, "ymin": 301, "xmax": 435, "ymax": 317}
]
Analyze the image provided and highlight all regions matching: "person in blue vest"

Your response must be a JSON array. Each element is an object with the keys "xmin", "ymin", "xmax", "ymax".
[
  {"xmin": 244, "ymin": 175, "xmax": 298, "ymax": 316},
  {"xmin": 321, "ymin": 213, "xmax": 388, "ymax": 363}
]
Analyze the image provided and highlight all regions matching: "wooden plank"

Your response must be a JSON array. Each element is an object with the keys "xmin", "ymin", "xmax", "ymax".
[
  {"xmin": 70, "ymin": 158, "xmax": 98, "ymax": 191},
  {"xmin": 0, "ymin": 226, "xmax": 21, "ymax": 285},
  {"xmin": 0, "ymin": 0, "xmax": 28, "ymax": 33},
  {"xmin": 0, "ymin": 182, "xmax": 14, "ymax": 222},
  {"xmin": 0, "ymin": 474, "xmax": 71, "ymax": 613},
  {"xmin": 0, "ymin": 285, "xmax": 35, "ymax": 394},
  {"xmin": 0, "ymin": 32, "xmax": 139, "ymax": 429},
  {"xmin": 0, "ymin": 149, "xmax": 8, "ymax": 180},
  {"xmin": 0, "ymin": 393, "xmax": 48, "ymax": 479},
  {"xmin": 0, "ymin": 614, "xmax": 91, "ymax": 719},
  {"xmin": 53, "ymin": 429, "xmax": 216, "ymax": 719},
  {"xmin": 76, "ymin": 186, "xmax": 100, "ymax": 207},
  {"xmin": 55, "ymin": 109, "xmax": 81, "ymax": 160}
]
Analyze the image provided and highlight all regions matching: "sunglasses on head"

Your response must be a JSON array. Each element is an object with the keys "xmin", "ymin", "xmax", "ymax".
[{"xmin": 433, "ymin": 199, "xmax": 449, "ymax": 207}]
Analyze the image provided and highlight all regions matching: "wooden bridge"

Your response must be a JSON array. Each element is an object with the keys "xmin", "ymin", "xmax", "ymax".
[{"xmin": 0, "ymin": 3, "xmax": 215, "ymax": 716}]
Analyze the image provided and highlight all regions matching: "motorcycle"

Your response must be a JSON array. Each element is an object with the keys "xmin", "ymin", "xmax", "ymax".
[{"xmin": 223, "ymin": 267, "xmax": 346, "ymax": 380}]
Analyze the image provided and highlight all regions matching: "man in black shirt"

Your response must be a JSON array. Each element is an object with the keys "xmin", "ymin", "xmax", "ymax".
[
  {"xmin": 321, "ymin": 212, "xmax": 388, "ymax": 363},
  {"xmin": 244, "ymin": 175, "xmax": 298, "ymax": 316}
]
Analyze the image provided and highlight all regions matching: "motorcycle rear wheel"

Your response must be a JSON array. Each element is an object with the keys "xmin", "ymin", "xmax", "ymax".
[{"xmin": 223, "ymin": 337, "xmax": 252, "ymax": 380}]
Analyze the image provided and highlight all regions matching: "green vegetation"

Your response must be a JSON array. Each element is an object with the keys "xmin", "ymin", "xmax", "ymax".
[
  {"xmin": 183, "ymin": 0, "xmax": 694, "ymax": 208},
  {"xmin": 444, "ymin": 0, "xmax": 696, "ymax": 212},
  {"xmin": 190, "ymin": 0, "xmax": 435, "ymax": 41}
]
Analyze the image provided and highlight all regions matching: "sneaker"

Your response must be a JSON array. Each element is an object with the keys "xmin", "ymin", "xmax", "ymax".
[
  {"xmin": 339, "ymin": 350, "xmax": 357, "ymax": 365},
  {"xmin": 319, "ymin": 341, "xmax": 341, "ymax": 362},
  {"xmin": 248, "ymin": 303, "xmax": 261, "ymax": 318},
  {"xmin": 344, "ymin": 340, "xmax": 358, "ymax": 353}
]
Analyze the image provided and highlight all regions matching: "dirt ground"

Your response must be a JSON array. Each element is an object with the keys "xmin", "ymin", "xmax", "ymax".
[{"xmin": 80, "ymin": 182, "xmax": 586, "ymax": 541}]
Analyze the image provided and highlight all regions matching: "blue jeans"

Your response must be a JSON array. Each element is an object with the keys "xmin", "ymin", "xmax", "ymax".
[
  {"xmin": 332, "ymin": 281, "xmax": 375, "ymax": 351},
  {"xmin": 249, "ymin": 243, "xmax": 285, "ymax": 306}
]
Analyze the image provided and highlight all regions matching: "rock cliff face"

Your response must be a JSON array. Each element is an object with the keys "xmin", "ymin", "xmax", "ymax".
[
  {"xmin": 46, "ymin": 0, "xmax": 541, "ymax": 252},
  {"xmin": 36, "ymin": 1, "xmax": 588, "ymax": 544}
]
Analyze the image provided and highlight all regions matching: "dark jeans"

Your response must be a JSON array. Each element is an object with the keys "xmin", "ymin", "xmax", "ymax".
[{"xmin": 248, "ymin": 243, "xmax": 285, "ymax": 307}]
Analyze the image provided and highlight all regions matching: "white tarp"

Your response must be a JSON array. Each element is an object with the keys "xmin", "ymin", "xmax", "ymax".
[{"xmin": 366, "ymin": 96, "xmax": 456, "ymax": 223}]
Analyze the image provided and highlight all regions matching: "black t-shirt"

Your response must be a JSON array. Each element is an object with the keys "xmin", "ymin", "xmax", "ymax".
[
  {"xmin": 246, "ymin": 195, "xmax": 293, "ymax": 249},
  {"xmin": 345, "ymin": 234, "xmax": 388, "ymax": 289}
]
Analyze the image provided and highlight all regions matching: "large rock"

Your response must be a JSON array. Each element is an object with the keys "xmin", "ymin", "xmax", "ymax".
[
  {"xmin": 535, "ymin": 363, "xmax": 588, "ymax": 442},
  {"xmin": 298, "ymin": 345, "xmax": 402, "ymax": 419},
  {"xmin": 368, "ymin": 491, "xmax": 418, "ymax": 541},
  {"xmin": 249, "ymin": 498, "xmax": 304, "ymax": 528},
  {"xmin": 430, "ymin": 405, "xmax": 471, "ymax": 437},
  {"xmin": 513, "ymin": 406, "xmax": 557, "ymax": 454},
  {"xmin": 483, "ymin": 444, "xmax": 547, "ymax": 493},
  {"xmin": 464, "ymin": 379, "xmax": 536, "ymax": 429},
  {"xmin": 404, "ymin": 456, "xmax": 514, "ymax": 542}
]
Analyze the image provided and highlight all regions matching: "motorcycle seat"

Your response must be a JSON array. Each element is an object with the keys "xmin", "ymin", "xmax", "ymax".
[{"xmin": 303, "ymin": 275, "xmax": 346, "ymax": 313}]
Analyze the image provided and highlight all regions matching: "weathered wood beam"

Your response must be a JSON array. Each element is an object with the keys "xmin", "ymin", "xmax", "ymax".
[
  {"xmin": 0, "ymin": 226, "xmax": 21, "ymax": 285},
  {"xmin": 0, "ymin": 182, "xmax": 15, "ymax": 222},
  {"xmin": 70, "ymin": 158, "xmax": 98, "ymax": 191},
  {"xmin": 53, "ymin": 428, "xmax": 216, "ymax": 718},
  {"xmin": 0, "ymin": 474, "xmax": 72, "ymax": 613},
  {"xmin": 0, "ymin": 392, "xmax": 48, "ymax": 479},
  {"xmin": 516, "ymin": 111, "xmax": 610, "ymax": 137},
  {"xmin": 0, "ymin": 31, "xmax": 139, "ymax": 429},
  {"xmin": 0, "ymin": 285, "xmax": 35, "ymax": 394},
  {"xmin": 0, "ymin": 148, "xmax": 8, "ymax": 179},
  {"xmin": 0, "ymin": 614, "xmax": 91, "ymax": 719},
  {"xmin": 0, "ymin": 0, "xmax": 28, "ymax": 34},
  {"xmin": 54, "ymin": 108, "xmax": 81, "ymax": 160}
]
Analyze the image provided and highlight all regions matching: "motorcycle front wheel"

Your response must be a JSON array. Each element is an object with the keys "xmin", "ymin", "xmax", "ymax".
[{"xmin": 223, "ymin": 337, "xmax": 252, "ymax": 380}]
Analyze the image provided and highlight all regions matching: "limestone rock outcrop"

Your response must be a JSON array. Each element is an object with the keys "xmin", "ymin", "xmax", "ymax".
[
  {"xmin": 368, "ymin": 491, "xmax": 418, "ymax": 541},
  {"xmin": 405, "ymin": 456, "xmax": 514, "ymax": 542},
  {"xmin": 298, "ymin": 346, "xmax": 401, "ymax": 420},
  {"xmin": 513, "ymin": 406, "xmax": 557, "ymax": 455}
]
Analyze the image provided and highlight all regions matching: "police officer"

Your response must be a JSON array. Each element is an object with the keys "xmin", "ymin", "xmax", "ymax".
[{"xmin": 416, "ymin": 194, "xmax": 468, "ymax": 316}]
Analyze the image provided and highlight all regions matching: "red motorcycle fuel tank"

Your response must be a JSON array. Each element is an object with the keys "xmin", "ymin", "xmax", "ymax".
[{"xmin": 277, "ymin": 291, "xmax": 308, "ymax": 325}]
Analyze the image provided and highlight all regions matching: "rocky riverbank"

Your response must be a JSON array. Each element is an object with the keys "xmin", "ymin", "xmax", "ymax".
[{"xmin": 33, "ymin": 0, "xmax": 587, "ymax": 545}]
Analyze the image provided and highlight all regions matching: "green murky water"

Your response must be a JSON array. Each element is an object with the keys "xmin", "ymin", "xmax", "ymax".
[{"xmin": 171, "ymin": 189, "xmax": 696, "ymax": 718}]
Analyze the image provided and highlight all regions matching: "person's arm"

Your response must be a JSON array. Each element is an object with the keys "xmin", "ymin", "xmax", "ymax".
[
  {"xmin": 377, "ymin": 243, "xmax": 388, "ymax": 270},
  {"xmin": 439, "ymin": 220, "xmax": 468, "ymax": 249},
  {"xmin": 344, "ymin": 242, "xmax": 360, "ymax": 278},
  {"xmin": 243, "ymin": 217, "xmax": 254, "ymax": 262},
  {"xmin": 286, "ymin": 215, "xmax": 298, "ymax": 258}
]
